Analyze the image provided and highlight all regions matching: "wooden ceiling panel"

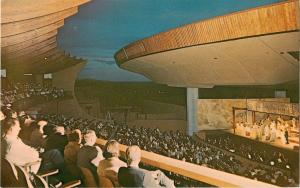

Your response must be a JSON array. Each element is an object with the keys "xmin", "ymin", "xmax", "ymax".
[
  {"xmin": 3, "ymin": 37, "xmax": 57, "ymax": 60},
  {"xmin": 115, "ymin": 0, "xmax": 299, "ymax": 65},
  {"xmin": 3, "ymin": 43, "xmax": 58, "ymax": 66},
  {"xmin": 121, "ymin": 32, "xmax": 299, "ymax": 87},
  {"xmin": 1, "ymin": 30, "xmax": 58, "ymax": 54},
  {"xmin": 1, "ymin": 20, "xmax": 64, "ymax": 47},
  {"xmin": 3, "ymin": 49, "xmax": 64, "ymax": 69},
  {"xmin": 2, "ymin": 7, "xmax": 77, "ymax": 37},
  {"xmin": 1, "ymin": 0, "xmax": 90, "ymax": 74},
  {"xmin": 1, "ymin": 0, "xmax": 90, "ymax": 23},
  {"xmin": 116, "ymin": 0, "xmax": 299, "ymax": 87}
]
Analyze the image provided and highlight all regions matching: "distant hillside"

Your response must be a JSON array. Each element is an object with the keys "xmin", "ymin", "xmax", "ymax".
[{"xmin": 74, "ymin": 79, "xmax": 186, "ymax": 108}]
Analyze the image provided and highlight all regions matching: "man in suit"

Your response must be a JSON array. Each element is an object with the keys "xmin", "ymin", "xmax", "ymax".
[
  {"xmin": 118, "ymin": 145, "xmax": 175, "ymax": 187},
  {"xmin": 77, "ymin": 130, "xmax": 103, "ymax": 183}
]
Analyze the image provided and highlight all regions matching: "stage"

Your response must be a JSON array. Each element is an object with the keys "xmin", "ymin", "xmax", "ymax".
[{"xmin": 227, "ymin": 125, "xmax": 299, "ymax": 151}]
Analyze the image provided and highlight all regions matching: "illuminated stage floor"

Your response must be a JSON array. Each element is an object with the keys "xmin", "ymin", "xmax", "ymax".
[{"xmin": 227, "ymin": 127, "xmax": 299, "ymax": 151}]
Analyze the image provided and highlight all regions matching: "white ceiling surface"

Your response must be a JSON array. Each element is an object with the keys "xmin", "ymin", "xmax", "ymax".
[{"xmin": 121, "ymin": 32, "xmax": 299, "ymax": 88}]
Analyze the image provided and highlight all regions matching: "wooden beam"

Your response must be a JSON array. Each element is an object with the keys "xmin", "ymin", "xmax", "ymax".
[
  {"xmin": 1, "ymin": 30, "xmax": 58, "ymax": 54},
  {"xmin": 1, "ymin": 0, "xmax": 90, "ymax": 23},
  {"xmin": 2, "ymin": 37, "xmax": 57, "ymax": 60},
  {"xmin": 1, "ymin": 7, "xmax": 77, "ymax": 37},
  {"xmin": 1, "ymin": 20, "xmax": 64, "ymax": 47}
]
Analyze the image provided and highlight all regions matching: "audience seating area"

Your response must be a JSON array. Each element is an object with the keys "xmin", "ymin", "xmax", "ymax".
[
  {"xmin": 1, "ymin": 82, "xmax": 65, "ymax": 108},
  {"xmin": 205, "ymin": 131, "xmax": 298, "ymax": 170},
  {"xmin": 1, "ymin": 88, "xmax": 299, "ymax": 187}
]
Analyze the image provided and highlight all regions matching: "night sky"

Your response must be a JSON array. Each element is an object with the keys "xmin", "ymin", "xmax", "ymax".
[{"xmin": 57, "ymin": 0, "xmax": 283, "ymax": 82}]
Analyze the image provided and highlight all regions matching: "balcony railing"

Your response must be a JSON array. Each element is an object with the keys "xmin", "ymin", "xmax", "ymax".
[{"xmin": 96, "ymin": 138, "xmax": 278, "ymax": 187}]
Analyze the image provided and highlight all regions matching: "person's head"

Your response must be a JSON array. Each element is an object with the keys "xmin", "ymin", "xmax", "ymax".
[
  {"xmin": 126, "ymin": 145, "xmax": 141, "ymax": 166},
  {"xmin": 38, "ymin": 120, "xmax": 48, "ymax": 127},
  {"xmin": 43, "ymin": 124, "xmax": 55, "ymax": 136},
  {"xmin": 104, "ymin": 140, "xmax": 120, "ymax": 159},
  {"xmin": 54, "ymin": 126, "xmax": 65, "ymax": 135},
  {"xmin": 2, "ymin": 118, "xmax": 21, "ymax": 137},
  {"xmin": 68, "ymin": 129, "xmax": 82, "ymax": 144},
  {"xmin": 0, "ymin": 110, "xmax": 5, "ymax": 121},
  {"xmin": 36, "ymin": 120, "xmax": 48, "ymax": 133},
  {"xmin": 2, "ymin": 108, "xmax": 17, "ymax": 119},
  {"xmin": 84, "ymin": 130, "xmax": 97, "ymax": 146},
  {"xmin": 18, "ymin": 111, "xmax": 26, "ymax": 117}
]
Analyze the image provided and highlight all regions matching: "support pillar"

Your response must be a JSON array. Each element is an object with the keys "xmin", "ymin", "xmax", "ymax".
[{"xmin": 187, "ymin": 88, "xmax": 198, "ymax": 136}]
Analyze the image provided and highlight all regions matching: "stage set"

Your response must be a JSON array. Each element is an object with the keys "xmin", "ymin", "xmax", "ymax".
[{"xmin": 197, "ymin": 98, "xmax": 299, "ymax": 151}]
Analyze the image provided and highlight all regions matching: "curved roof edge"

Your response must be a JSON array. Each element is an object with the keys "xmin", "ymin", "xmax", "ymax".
[{"xmin": 114, "ymin": 0, "xmax": 299, "ymax": 66}]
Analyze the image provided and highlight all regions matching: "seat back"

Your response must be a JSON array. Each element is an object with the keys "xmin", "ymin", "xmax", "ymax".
[
  {"xmin": 66, "ymin": 163, "xmax": 82, "ymax": 180},
  {"xmin": 14, "ymin": 163, "xmax": 34, "ymax": 188},
  {"xmin": 29, "ymin": 173, "xmax": 49, "ymax": 188},
  {"xmin": 1, "ymin": 158, "xmax": 20, "ymax": 187},
  {"xmin": 99, "ymin": 176, "xmax": 114, "ymax": 188},
  {"xmin": 79, "ymin": 167, "xmax": 98, "ymax": 187}
]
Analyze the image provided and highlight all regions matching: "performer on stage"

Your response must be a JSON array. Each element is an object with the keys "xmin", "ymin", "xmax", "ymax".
[
  {"xmin": 270, "ymin": 121, "xmax": 276, "ymax": 142},
  {"xmin": 264, "ymin": 125, "xmax": 270, "ymax": 141},
  {"xmin": 280, "ymin": 129, "xmax": 286, "ymax": 145},
  {"xmin": 284, "ymin": 128, "xmax": 289, "ymax": 144},
  {"xmin": 276, "ymin": 121, "xmax": 282, "ymax": 139}
]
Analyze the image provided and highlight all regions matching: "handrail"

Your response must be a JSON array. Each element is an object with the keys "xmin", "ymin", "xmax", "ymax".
[{"xmin": 96, "ymin": 138, "xmax": 278, "ymax": 187}]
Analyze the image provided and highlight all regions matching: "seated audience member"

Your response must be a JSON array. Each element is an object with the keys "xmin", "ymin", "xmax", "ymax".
[
  {"xmin": 77, "ymin": 130, "xmax": 104, "ymax": 183},
  {"xmin": 2, "ymin": 107, "xmax": 17, "ymax": 119},
  {"xmin": 1, "ymin": 118, "xmax": 41, "ymax": 173},
  {"xmin": 64, "ymin": 129, "xmax": 82, "ymax": 180},
  {"xmin": 40, "ymin": 125, "xmax": 67, "ymax": 174},
  {"xmin": 0, "ymin": 110, "xmax": 5, "ymax": 121},
  {"xmin": 118, "ymin": 145, "xmax": 175, "ymax": 188},
  {"xmin": 64, "ymin": 129, "xmax": 82, "ymax": 164},
  {"xmin": 0, "ymin": 110, "xmax": 6, "ymax": 135},
  {"xmin": 45, "ymin": 125, "xmax": 68, "ymax": 156},
  {"xmin": 18, "ymin": 115, "xmax": 36, "ymax": 143},
  {"xmin": 98, "ymin": 140, "xmax": 126, "ymax": 186},
  {"xmin": 30, "ymin": 120, "xmax": 48, "ymax": 148}
]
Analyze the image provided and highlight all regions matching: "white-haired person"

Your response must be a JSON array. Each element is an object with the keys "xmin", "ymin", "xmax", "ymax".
[
  {"xmin": 97, "ymin": 140, "xmax": 126, "ymax": 186},
  {"xmin": 118, "ymin": 145, "xmax": 175, "ymax": 188},
  {"xmin": 1, "ymin": 118, "xmax": 41, "ymax": 173},
  {"xmin": 77, "ymin": 130, "xmax": 104, "ymax": 184}
]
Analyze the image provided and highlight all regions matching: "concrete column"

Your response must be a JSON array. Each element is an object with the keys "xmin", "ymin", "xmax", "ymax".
[{"xmin": 187, "ymin": 88, "xmax": 198, "ymax": 136}]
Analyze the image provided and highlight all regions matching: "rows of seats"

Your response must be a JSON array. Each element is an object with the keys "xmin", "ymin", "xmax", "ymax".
[
  {"xmin": 1, "ymin": 157, "xmax": 80, "ymax": 188},
  {"xmin": 1, "ymin": 103, "xmax": 299, "ymax": 187},
  {"xmin": 0, "ymin": 105, "xmax": 208, "ymax": 187},
  {"xmin": 40, "ymin": 113, "xmax": 298, "ymax": 187},
  {"xmin": 0, "ymin": 82, "xmax": 64, "ymax": 106},
  {"xmin": 205, "ymin": 131, "xmax": 298, "ymax": 170}
]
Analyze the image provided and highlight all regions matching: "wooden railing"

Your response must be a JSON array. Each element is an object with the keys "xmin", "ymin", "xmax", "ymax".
[
  {"xmin": 114, "ymin": 0, "xmax": 299, "ymax": 65},
  {"xmin": 96, "ymin": 138, "xmax": 278, "ymax": 187}
]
